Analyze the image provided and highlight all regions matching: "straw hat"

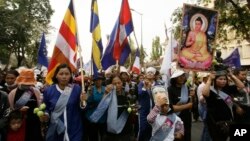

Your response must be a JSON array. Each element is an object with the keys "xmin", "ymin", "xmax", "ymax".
[{"xmin": 15, "ymin": 69, "xmax": 36, "ymax": 85}]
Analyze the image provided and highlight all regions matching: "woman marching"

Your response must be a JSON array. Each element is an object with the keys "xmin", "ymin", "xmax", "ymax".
[
  {"xmin": 8, "ymin": 69, "xmax": 43, "ymax": 141},
  {"xmin": 42, "ymin": 64, "xmax": 87, "ymax": 141},
  {"xmin": 90, "ymin": 75, "xmax": 135, "ymax": 141},
  {"xmin": 202, "ymin": 68, "xmax": 245, "ymax": 141}
]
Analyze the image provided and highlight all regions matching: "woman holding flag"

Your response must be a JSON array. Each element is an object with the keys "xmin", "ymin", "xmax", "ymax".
[{"xmin": 42, "ymin": 64, "xmax": 87, "ymax": 141}]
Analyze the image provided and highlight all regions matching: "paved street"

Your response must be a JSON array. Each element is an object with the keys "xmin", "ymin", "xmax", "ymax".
[{"xmin": 191, "ymin": 121, "xmax": 203, "ymax": 141}]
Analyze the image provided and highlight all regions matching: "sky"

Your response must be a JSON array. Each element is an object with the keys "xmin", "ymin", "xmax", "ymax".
[{"xmin": 48, "ymin": 0, "xmax": 193, "ymax": 63}]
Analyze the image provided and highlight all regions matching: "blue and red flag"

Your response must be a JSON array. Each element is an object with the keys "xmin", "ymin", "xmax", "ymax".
[
  {"xmin": 131, "ymin": 48, "xmax": 140, "ymax": 74},
  {"xmin": 101, "ymin": 0, "xmax": 133, "ymax": 70}
]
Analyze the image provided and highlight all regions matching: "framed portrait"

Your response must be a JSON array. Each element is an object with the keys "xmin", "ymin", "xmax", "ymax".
[{"xmin": 178, "ymin": 4, "xmax": 219, "ymax": 71}]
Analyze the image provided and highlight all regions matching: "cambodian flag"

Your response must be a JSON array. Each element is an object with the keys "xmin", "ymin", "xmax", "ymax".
[
  {"xmin": 131, "ymin": 48, "xmax": 140, "ymax": 74},
  {"xmin": 101, "ymin": 0, "xmax": 133, "ymax": 70}
]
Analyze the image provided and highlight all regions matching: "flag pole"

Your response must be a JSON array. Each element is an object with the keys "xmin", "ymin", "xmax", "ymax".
[{"xmin": 72, "ymin": 0, "xmax": 86, "ymax": 107}]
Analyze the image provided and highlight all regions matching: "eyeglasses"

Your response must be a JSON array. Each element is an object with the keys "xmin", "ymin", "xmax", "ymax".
[{"xmin": 146, "ymin": 71, "xmax": 155, "ymax": 74}]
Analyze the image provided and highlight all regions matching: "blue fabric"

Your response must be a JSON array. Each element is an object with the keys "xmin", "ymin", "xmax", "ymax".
[
  {"xmin": 90, "ymin": 88, "xmax": 129, "ymax": 134},
  {"xmin": 38, "ymin": 33, "xmax": 48, "ymax": 68},
  {"xmin": 223, "ymin": 48, "xmax": 241, "ymax": 68},
  {"xmin": 101, "ymin": 19, "xmax": 131, "ymax": 70},
  {"xmin": 46, "ymin": 85, "xmax": 72, "ymax": 141},
  {"xmin": 176, "ymin": 84, "xmax": 189, "ymax": 115},
  {"xmin": 14, "ymin": 89, "xmax": 33, "ymax": 109},
  {"xmin": 43, "ymin": 84, "xmax": 83, "ymax": 141},
  {"xmin": 138, "ymin": 81, "xmax": 162, "ymax": 141},
  {"xmin": 90, "ymin": 90, "xmax": 112, "ymax": 123},
  {"xmin": 85, "ymin": 86, "xmax": 106, "ymax": 123},
  {"xmin": 106, "ymin": 88, "xmax": 129, "ymax": 134}
]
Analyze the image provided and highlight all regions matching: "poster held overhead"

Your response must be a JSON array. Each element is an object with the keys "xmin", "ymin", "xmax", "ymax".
[{"xmin": 178, "ymin": 4, "xmax": 219, "ymax": 71}]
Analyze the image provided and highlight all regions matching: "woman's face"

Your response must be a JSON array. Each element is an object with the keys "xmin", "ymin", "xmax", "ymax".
[
  {"xmin": 112, "ymin": 77, "xmax": 123, "ymax": 92},
  {"xmin": 195, "ymin": 20, "xmax": 202, "ymax": 31},
  {"xmin": 215, "ymin": 75, "xmax": 227, "ymax": 88},
  {"xmin": 56, "ymin": 68, "xmax": 71, "ymax": 86},
  {"xmin": 94, "ymin": 79, "xmax": 102, "ymax": 87},
  {"xmin": 146, "ymin": 71, "xmax": 155, "ymax": 80},
  {"xmin": 5, "ymin": 73, "xmax": 17, "ymax": 85},
  {"xmin": 237, "ymin": 71, "xmax": 247, "ymax": 81},
  {"xmin": 120, "ymin": 72, "xmax": 129, "ymax": 81},
  {"xmin": 175, "ymin": 74, "xmax": 186, "ymax": 85}
]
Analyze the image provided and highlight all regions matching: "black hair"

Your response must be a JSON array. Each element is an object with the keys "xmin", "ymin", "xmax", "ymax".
[
  {"xmin": 6, "ymin": 70, "xmax": 19, "ymax": 77},
  {"xmin": 8, "ymin": 110, "xmax": 23, "ymax": 122},
  {"xmin": 170, "ymin": 78, "xmax": 176, "ymax": 86},
  {"xmin": 109, "ymin": 75, "xmax": 122, "ymax": 85},
  {"xmin": 196, "ymin": 17, "xmax": 203, "ymax": 24},
  {"xmin": 52, "ymin": 64, "xmax": 73, "ymax": 84},
  {"xmin": 213, "ymin": 74, "xmax": 229, "ymax": 90},
  {"xmin": 233, "ymin": 67, "xmax": 247, "ymax": 76}
]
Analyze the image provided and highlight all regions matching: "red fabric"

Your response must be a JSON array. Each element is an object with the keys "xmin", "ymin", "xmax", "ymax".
[{"xmin": 7, "ymin": 120, "xmax": 26, "ymax": 141}]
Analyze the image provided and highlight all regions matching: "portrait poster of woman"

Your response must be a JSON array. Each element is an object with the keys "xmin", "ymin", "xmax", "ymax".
[{"xmin": 178, "ymin": 4, "xmax": 218, "ymax": 71}]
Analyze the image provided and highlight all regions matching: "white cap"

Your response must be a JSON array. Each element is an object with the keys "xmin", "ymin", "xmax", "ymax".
[
  {"xmin": 170, "ymin": 69, "xmax": 185, "ymax": 79},
  {"xmin": 146, "ymin": 67, "xmax": 156, "ymax": 74},
  {"xmin": 120, "ymin": 66, "xmax": 129, "ymax": 75}
]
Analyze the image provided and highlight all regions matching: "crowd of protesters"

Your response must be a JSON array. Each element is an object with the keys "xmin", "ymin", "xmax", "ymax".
[{"xmin": 0, "ymin": 63, "xmax": 249, "ymax": 141}]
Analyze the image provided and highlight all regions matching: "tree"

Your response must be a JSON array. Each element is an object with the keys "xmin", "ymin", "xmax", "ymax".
[
  {"xmin": 170, "ymin": 7, "xmax": 182, "ymax": 40},
  {"xmin": 150, "ymin": 36, "xmax": 162, "ymax": 61},
  {"xmin": 0, "ymin": 0, "xmax": 53, "ymax": 67},
  {"xmin": 213, "ymin": 0, "xmax": 250, "ymax": 41}
]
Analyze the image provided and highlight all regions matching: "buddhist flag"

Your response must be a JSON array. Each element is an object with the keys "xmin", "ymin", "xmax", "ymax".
[
  {"xmin": 46, "ymin": 0, "xmax": 78, "ymax": 84},
  {"xmin": 131, "ymin": 48, "xmax": 140, "ymax": 74},
  {"xmin": 90, "ymin": 0, "xmax": 103, "ymax": 77},
  {"xmin": 101, "ymin": 0, "xmax": 133, "ymax": 70}
]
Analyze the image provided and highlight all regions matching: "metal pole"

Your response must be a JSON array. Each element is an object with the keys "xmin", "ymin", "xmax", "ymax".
[{"xmin": 130, "ymin": 8, "xmax": 143, "ymax": 47}]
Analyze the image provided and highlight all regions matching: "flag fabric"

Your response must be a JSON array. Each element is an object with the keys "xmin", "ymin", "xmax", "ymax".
[
  {"xmin": 160, "ymin": 38, "xmax": 178, "ymax": 88},
  {"xmin": 101, "ymin": 0, "xmax": 133, "ymax": 70},
  {"xmin": 90, "ymin": 0, "xmax": 103, "ymax": 77},
  {"xmin": 131, "ymin": 48, "xmax": 140, "ymax": 74},
  {"xmin": 223, "ymin": 48, "xmax": 241, "ymax": 68},
  {"xmin": 83, "ymin": 60, "xmax": 92, "ymax": 75},
  {"xmin": 46, "ymin": 0, "xmax": 78, "ymax": 84},
  {"xmin": 38, "ymin": 33, "xmax": 49, "ymax": 68}
]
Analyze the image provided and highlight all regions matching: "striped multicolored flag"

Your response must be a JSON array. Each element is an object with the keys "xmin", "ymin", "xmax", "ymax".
[
  {"xmin": 90, "ymin": 0, "xmax": 103, "ymax": 77},
  {"xmin": 46, "ymin": 0, "xmax": 78, "ymax": 84}
]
